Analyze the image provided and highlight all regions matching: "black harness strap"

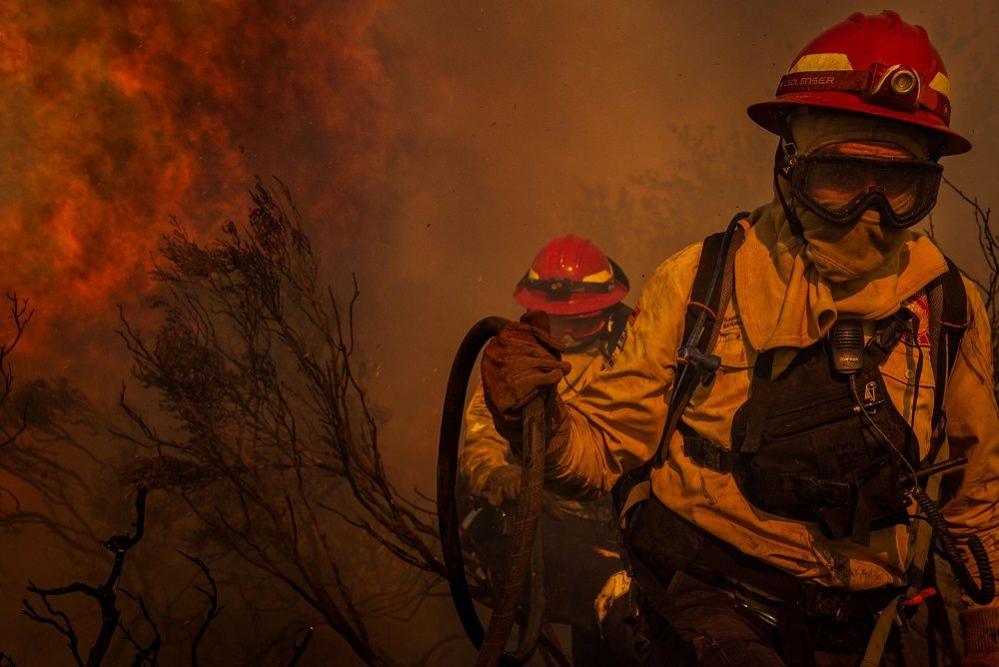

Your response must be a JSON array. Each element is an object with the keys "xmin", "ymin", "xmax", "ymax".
[
  {"xmin": 904, "ymin": 259, "xmax": 972, "ymax": 608},
  {"xmin": 924, "ymin": 258, "xmax": 969, "ymax": 468},
  {"xmin": 612, "ymin": 212, "xmax": 748, "ymax": 516},
  {"xmin": 652, "ymin": 215, "xmax": 748, "ymax": 467},
  {"xmin": 741, "ymin": 350, "xmax": 774, "ymax": 455}
]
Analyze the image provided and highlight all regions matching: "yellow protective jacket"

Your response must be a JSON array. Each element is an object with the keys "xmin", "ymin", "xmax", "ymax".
[
  {"xmin": 462, "ymin": 346, "xmax": 612, "ymax": 518},
  {"xmin": 547, "ymin": 203, "xmax": 999, "ymax": 603}
]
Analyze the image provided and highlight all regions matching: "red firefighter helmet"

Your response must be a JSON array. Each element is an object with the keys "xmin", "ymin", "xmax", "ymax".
[
  {"xmin": 747, "ymin": 11, "xmax": 971, "ymax": 156},
  {"xmin": 514, "ymin": 235, "xmax": 629, "ymax": 316}
]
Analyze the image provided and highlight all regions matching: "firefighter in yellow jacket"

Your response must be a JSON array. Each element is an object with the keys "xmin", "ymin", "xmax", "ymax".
[
  {"xmin": 480, "ymin": 11, "xmax": 999, "ymax": 666},
  {"xmin": 461, "ymin": 235, "xmax": 637, "ymax": 664}
]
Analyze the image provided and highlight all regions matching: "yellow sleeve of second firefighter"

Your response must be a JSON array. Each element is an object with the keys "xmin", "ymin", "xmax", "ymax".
[
  {"xmin": 461, "ymin": 383, "xmax": 513, "ymax": 497},
  {"xmin": 938, "ymin": 276, "xmax": 999, "ymax": 608},
  {"xmin": 544, "ymin": 243, "xmax": 701, "ymax": 499}
]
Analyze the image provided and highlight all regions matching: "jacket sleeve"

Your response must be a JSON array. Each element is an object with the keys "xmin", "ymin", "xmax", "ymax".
[
  {"xmin": 940, "ymin": 277, "xmax": 999, "ymax": 608},
  {"xmin": 543, "ymin": 244, "xmax": 700, "ymax": 499},
  {"xmin": 460, "ymin": 383, "xmax": 513, "ymax": 496}
]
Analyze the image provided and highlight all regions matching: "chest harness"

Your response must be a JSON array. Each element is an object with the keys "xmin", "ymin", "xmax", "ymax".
[
  {"xmin": 685, "ymin": 311, "xmax": 921, "ymax": 547},
  {"xmin": 614, "ymin": 213, "xmax": 994, "ymax": 663}
]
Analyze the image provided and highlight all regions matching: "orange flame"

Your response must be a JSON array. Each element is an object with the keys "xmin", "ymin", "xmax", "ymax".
[{"xmin": 0, "ymin": 1, "xmax": 397, "ymax": 376}]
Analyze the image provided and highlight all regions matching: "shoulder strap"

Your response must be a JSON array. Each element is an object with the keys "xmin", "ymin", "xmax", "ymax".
[
  {"xmin": 651, "ymin": 212, "xmax": 749, "ymax": 467},
  {"xmin": 924, "ymin": 257, "xmax": 969, "ymax": 465},
  {"xmin": 683, "ymin": 231, "xmax": 731, "ymax": 350},
  {"xmin": 613, "ymin": 212, "xmax": 748, "ymax": 518}
]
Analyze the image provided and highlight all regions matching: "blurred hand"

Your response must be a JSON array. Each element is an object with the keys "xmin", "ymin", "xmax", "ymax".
[
  {"xmin": 481, "ymin": 311, "xmax": 570, "ymax": 442},
  {"xmin": 480, "ymin": 464, "xmax": 522, "ymax": 507}
]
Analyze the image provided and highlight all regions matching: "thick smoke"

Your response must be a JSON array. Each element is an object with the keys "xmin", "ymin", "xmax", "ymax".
[{"xmin": 0, "ymin": 0, "xmax": 398, "ymax": 380}]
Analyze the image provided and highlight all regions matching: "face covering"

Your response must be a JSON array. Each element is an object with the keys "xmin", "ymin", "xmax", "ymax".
[{"xmin": 782, "ymin": 111, "xmax": 935, "ymax": 283}]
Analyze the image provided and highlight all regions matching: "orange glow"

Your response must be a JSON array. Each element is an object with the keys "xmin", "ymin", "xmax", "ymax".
[{"xmin": 0, "ymin": 1, "xmax": 396, "ymax": 369}]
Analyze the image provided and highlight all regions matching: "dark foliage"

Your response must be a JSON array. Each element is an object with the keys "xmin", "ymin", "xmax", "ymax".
[{"xmin": 117, "ymin": 179, "xmax": 457, "ymax": 665}]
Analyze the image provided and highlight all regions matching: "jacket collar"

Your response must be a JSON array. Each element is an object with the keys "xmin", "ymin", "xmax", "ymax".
[{"xmin": 734, "ymin": 202, "xmax": 947, "ymax": 351}]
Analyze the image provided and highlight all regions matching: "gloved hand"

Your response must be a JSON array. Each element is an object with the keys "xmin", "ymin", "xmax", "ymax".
[
  {"xmin": 481, "ymin": 311, "xmax": 570, "ymax": 443},
  {"xmin": 480, "ymin": 464, "xmax": 522, "ymax": 507},
  {"xmin": 960, "ymin": 607, "xmax": 999, "ymax": 666}
]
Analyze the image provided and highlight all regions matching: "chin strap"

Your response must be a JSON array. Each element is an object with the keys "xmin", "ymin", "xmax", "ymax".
[{"xmin": 773, "ymin": 139, "xmax": 805, "ymax": 238}]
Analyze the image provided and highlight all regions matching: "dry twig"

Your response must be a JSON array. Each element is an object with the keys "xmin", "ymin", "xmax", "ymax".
[{"xmin": 117, "ymin": 180, "xmax": 462, "ymax": 665}]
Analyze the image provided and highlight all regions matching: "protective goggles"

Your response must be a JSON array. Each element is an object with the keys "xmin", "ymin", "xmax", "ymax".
[
  {"xmin": 549, "ymin": 312, "xmax": 608, "ymax": 341},
  {"xmin": 789, "ymin": 153, "xmax": 942, "ymax": 228}
]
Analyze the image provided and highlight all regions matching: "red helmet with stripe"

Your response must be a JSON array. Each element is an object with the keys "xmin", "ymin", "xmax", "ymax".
[
  {"xmin": 748, "ymin": 11, "xmax": 971, "ymax": 156},
  {"xmin": 514, "ymin": 235, "xmax": 629, "ymax": 316}
]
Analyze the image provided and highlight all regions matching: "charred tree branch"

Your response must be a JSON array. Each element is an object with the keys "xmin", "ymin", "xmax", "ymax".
[{"xmin": 21, "ymin": 488, "xmax": 148, "ymax": 667}]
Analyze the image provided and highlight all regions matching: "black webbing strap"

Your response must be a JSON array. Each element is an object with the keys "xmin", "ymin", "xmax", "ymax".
[
  {"xmin": 650, "ymin": 214, "xmax": 748, "ymax": 468},
  {"xmin": 682, "ymin": 233, "xmax": 732, "ymax": 356},
  {"xmin": 681, "ymin": 431, "xmax": 740, "ymax": 472},
  {"xmin": 741, "ymin": 350, "xmax": 774, "ymax": 456},
  {"xmin": 612, "ymin": 213, "xmax": 748, "ymax": 517},
  {"xmin": 924, "ymin": 258, "xmax": 969, "ymax": 467},
  {"xmin": 878, "ymin": 258, "xmax": 971, "ymax": 667}
]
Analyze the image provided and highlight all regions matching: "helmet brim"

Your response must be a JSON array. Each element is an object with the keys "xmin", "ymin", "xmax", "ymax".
[{"xmin": 747, "ymin": 92, "xmax": 972, "ymax": 156}]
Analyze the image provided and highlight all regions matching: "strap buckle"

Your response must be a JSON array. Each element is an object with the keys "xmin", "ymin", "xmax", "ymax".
[{"xmin": 677, "ymin": 345, "xmax": 721, "ymax": 386}]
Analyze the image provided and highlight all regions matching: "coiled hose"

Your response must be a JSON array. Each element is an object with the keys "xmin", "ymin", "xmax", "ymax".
[
  {"xmin": 910, "ymin": 485, "xmax": 995, "ymax": 605},
  {"xmin": 437, "ymin": 317, "xmax": 548, "ymax": 666}
]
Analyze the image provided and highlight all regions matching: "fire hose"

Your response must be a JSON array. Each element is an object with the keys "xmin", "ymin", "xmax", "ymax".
[{"xmin": 437, "ymin": 317, "xmax": 552, "ymax": 667}]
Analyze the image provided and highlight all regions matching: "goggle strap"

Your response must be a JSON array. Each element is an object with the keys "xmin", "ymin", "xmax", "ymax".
[
  {"xmin": 518, "ymin": 276, "xmax": 617, "ymax": 301},
  {"xmin": 773, "ymin": 152, "xmax": 805, "ymax": 237}
]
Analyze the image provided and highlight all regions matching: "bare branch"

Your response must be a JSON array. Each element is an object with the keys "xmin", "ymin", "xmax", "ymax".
[
  {"xmin": 118, "ymin": 588, "xmax": 162, "ymax": 666},
  {"xmin": 111, "ymin": 179, "xmax": 509, "ymax": 665},
  {"xmin": 177, "ymin": 550, "xmax": 223, "ymax": 666},
  {"xmin": 21, "ymin": 591, "xmax": 83, "ymax": 667},
  {"xmin": 944, "ymin": 177, "xmax": 999, "ymax": 393}
]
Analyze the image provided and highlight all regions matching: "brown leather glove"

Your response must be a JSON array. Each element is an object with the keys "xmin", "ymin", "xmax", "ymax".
[
  {"xmin": 481, "ymin": 311, "xmax": 570, "ymax": 443},
  {"xmin": 960, "ymin": 607, "xmax": 999, "ymax": 666},
  {"xmin": 480, "ymin": 464, "xmax": 521, "ymax": 507}
]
